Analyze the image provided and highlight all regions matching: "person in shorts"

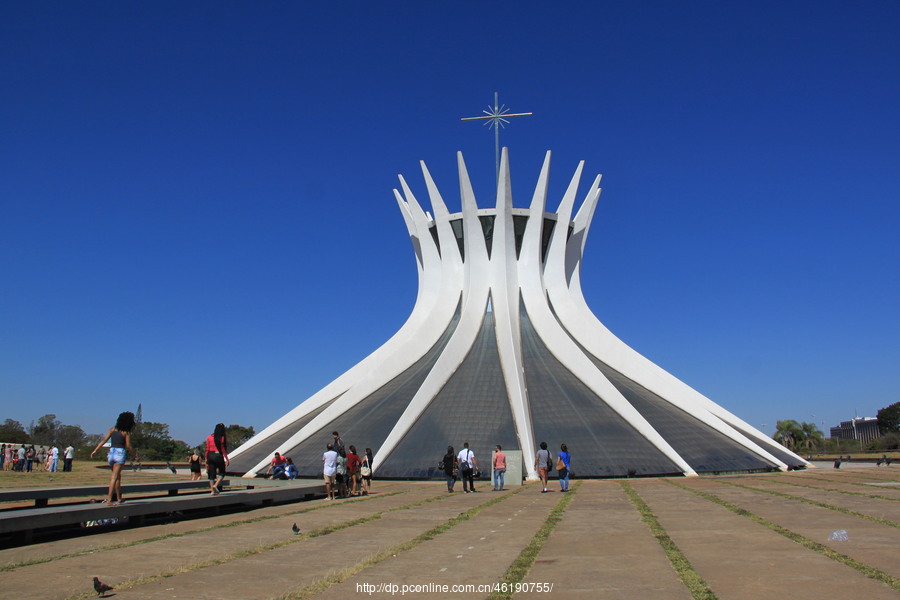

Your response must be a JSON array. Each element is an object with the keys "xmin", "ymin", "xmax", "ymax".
[
  {"xmin": 323, "ymin": 443, "xmax": 338, "ymax": 500},
  {"xmin": 205, "ymin": 423, "xmax": 229, "ymax": 495},
  {"xmin": 90, "ymin": 411, "xmax": 135, "ymax": 505}
]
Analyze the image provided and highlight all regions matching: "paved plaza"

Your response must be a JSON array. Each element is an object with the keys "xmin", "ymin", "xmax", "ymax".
[{"xmin": 1, "ymin": 466, "xmax": 897, "ymax": 600}]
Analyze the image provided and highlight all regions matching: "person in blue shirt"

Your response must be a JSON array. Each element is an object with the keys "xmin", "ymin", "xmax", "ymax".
[
  {"xmin": 284, "ymin": 457, "xmax": 299, "ymax": 480},
  {"xmin": 557, "ymin": 444, "xmax": 571, "ymax": 492}
]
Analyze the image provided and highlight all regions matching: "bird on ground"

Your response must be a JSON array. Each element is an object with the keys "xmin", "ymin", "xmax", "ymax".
[
  {"xmin": 166, "ymin": 461, "xmax": 177, "ymax": 474},
  {"xmin": 92, "ymin": 576, "xmax": 113, "ymax": 596},
  {"xmin": 291, "ymin": 523, "xmax": 301, "ymax": 535}
]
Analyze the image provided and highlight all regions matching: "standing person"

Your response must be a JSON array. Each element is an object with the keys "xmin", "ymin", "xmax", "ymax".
[
  {"xmin": 556, "ymin": 444, "xmax": 571, "ymax": 492},
  {"xmin": 441, "ymin": 446, "xmax": 457, "ymax": 492},
  {"xmin": 36, "ymin": 446, "xmax": 47, "ymax": 471},
  {"xmin": 335, "ymin": 448, "xmax": 348, "ymax": 498},
  {"xmin": 90, "ymin": 411, "xmax": 135, "ymax": 505},
  {"xmin": 48, "ymin": 444, "xmax": 59, "ymax": 472},
  {"xmin": 346, "ymin": 446, "xmax": 361, "ymax": 496},
  {"xmin": 331, "ymin": 431, "xmax": 345, "ymax": 454},
  {"xmin": 0, "ymin": 444, "xmax": 5, "ymax": 471},
  {"xmin": 16, "ymin": 445, "xmax": 26, "ymax": 472},
  {"xmin": 457, "ymin": 442, "xmax": 478, "ymax": 493},
  {"xmin": 323, "ymin": 442, "xmax": 338, "ymax": 500},
  {"xmin": 25, "ymin": 445, "xmax": 35, "ymax": 472},
  {"xmin": 492, "ymin": 445, "xmax": 507, "ymax": 491},
  {"xmin": 535, "ymin": 442, "xmax": 551, "ymax": 493},
  {"xmin": 205, "ymin": 423, "xmax": 229, "ymax": 495},
  {"xmin": 63, "ymin": 445, "xmax": 75, "ymax": 472},
  {"xmin": 360, "ymin": 447, "xmax": 373, "ymax": 495},
  {"xmin": 188, "ymin": 450, "xmax": 203, "ymax": 481}
]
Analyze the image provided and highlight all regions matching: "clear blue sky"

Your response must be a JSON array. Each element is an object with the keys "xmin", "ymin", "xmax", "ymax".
[{"xmin": 2, "ymin": 2, "xmax": 898, "ymax": 445}]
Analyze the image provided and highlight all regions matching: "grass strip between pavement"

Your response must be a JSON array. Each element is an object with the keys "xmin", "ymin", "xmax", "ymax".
[
  {"xmin": 276, "ymin": 484, "xmax": 532, "ymax": 600},
  {"xmin": 666, "ymin": 479, "xmax": 900, "ymax": 593},
  {"xmin": 1, "ymin": 489, "xmax": 407, "ymax": 573},
  {"xmin": 745, "ymin": 477, "xmax": 900, "ymax": 503},
  {"xmin": 620, "ymin": 481, "xmax": 718, "ymax": 600},
  {"xmin": 60, "ymin": 489, "xmax": 446, "ymax": 600},
  {"xmin": 717, "ymin": 480, "xmax": 900, "ymax": 528},
  {"xmin": 485, "ymin": 481, "xmax": 581, "ymax": 600}
]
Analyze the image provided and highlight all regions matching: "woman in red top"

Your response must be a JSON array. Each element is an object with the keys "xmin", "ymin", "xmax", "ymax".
[
  {"xmin": 346, "ymin": 445, "xmax": 362, "ymax": 496},
  {"xmin": 205, "ymin": 423, "xmax": 229, "ymax": 495}
]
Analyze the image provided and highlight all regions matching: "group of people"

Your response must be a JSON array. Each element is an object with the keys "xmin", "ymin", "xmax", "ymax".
[
  {"xmin": 321, "ymin": 431, "xmax": 373, "ymax": 500},
  {"xmin": 263, "ymin": 452, "xmax": 299, "ymax": 480},
  {"xmin": 90, "ymin": 412, "xmax": 231, "ymax": 506},
  {"xmin": 1, "ymin": 443, "xmax": 73, "ymax": 472},
  {"xmin": 439, "ymin": 441, "xmax": 572, "ymax": 493}
]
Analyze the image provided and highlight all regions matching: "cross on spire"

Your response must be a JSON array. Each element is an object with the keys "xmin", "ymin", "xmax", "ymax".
[{"xmin": 461, "ymin": 92, "xmax": 532, "ymax": 183}]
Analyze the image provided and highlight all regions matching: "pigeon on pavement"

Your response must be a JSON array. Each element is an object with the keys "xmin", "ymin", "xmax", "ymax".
[
  {"xmin": 166, "ymin": 461, "xmax": 177, "ymax": 474},
  {"xmin": 291, "ymin": 522, "xmax": 301, "ymax": 535},
  {"xmin": 93, "ymin": 576, "xmax": 113, "ymax": 596}
]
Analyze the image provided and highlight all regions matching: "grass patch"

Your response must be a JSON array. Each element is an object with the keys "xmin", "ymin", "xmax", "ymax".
[
  {"xmin": 485, "ymin": 481, "xmax": 581, "ymax": 600},
  {"xmin": 61, "ymin": 488, "xmax": 456, "ymax": 600},
  {"xmin": 666, "ymin": 479, "xmax": 900, "ymax": 593},
  {"xmin": 1, "ymin": 489, "xmax": 407, "ymax": 573},
  {"xmin": 718, "ymin": 480, "xmax": 900, "ymax": 528},
  {"xmin": 620, "ymin": 481, "xmax": 718, "ymax": 600},
  {"xmin": 276, "ymin": 484, "xmax": 532, "ymax": 600}
]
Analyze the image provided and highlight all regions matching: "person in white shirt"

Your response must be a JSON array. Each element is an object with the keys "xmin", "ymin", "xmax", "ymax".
[
  {"xmin": 322, "ymin": 443, "xmax": 338, "ymax": 500},
  {"xmin": 456, "ymin": 442, "xmax": 478, "ymax": 493},
  {"xmin": 48, "ymin": 445, "xmax": 60, "ymax": 473},
  {"xmin": 63, "ymin": 445, "xmax": 75, "ymax": 472}
]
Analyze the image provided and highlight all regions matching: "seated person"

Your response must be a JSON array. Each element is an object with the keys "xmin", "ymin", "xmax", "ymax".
[
  {"xmin": 265, "ymin": 452, "xmax": 288, "ymax": 479},
  {"xmin": 284, "ymin": 457, "xmax": 299, "ymax": 480}
]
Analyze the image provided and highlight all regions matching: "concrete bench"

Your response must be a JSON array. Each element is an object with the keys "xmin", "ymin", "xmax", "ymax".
[
  {"xmin": 0, "ymin": 481, "xmax": 326, "ymax": 543},
  {"xmin": 0, "ymin": 480, "xmax": 232, "ymax": 508}
]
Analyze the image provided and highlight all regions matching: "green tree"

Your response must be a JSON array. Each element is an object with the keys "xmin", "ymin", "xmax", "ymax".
[
  {"xmin": 225, "ymin": 424, "xmax": 255, "ymax": 450},
  {"xmin": 799, "ymin": 421, "xmax": 824, "ymax": 452},
  {"xmin": 0, "ymin": 419, "xmax": 29, "ymax": 443},
  {"xmin": 28, "ymin": 414, "xmax": 61, "ymax": 446},
  {"xmin": 774, "ymin": 420, "xmax": 803, "ymax": 450},
  {"xmin": 132, "ymin": 421, "xmax": 183, "ymax": 461},
  {"xmin": 877, "ymin": 402, "xmax": 900, "ymax": 435},
  {"xmin": 56, "ymin": 424, "xmax": 87, "ymax": 449}
]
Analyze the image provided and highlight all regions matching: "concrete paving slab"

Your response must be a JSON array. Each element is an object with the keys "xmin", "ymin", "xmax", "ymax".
[
  {"xmin": 683, "ymin": 478, "xmax": 900, "ymax": 578},
  {"xmin": 632, "ymin": 479, "xmax": 899, "ymax": 600},
  {"xmin": 0, "ymin": 484, "xmax": 441, "ymax": 600},
  {"xmin": 108, "ymin": 487, "xmax": 511, "ymax": 600},
  {"xmin": 522, "ymin": 481, "xmax": 693, "ymax": 600},
  {"xmin": 312, "ymin": 486, "xmax": 556, "ymax": 600}
]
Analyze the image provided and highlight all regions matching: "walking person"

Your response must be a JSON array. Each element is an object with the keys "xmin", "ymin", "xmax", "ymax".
[
  {"xmin": 188, "ymin": 450, "xmax": 203, "ymax": 480},
  {"xmin": 457, "ymin": 442, "xmax": 478, "ymax": 493},
  {"xmin": 63, "ymin": 444, "xmax": 75, "ymax": 472},
  {"xmin": 492, "ymin": 445, "xmax": 507, "ymax": 491},
  {"xmin": 323, "ymin": 443, "xmax": 338, "ymax": 500},
  {"xmin": 557, "ymin": 443, "xmax": 571, "ymax": 492},
  {"xmin": 90, "ymin": 411, "xmax": 135, "ymax": 505},
  {"xmin": 205, "ymin": 423, "xmax": 229, "ymax": 495},
  {"xmin": 441, "ymin": 446, "xmax": 458, "ymax": 492},
  {"xmin": 535, "ymin": 441, "xmax": 551, "ymax": 492}
]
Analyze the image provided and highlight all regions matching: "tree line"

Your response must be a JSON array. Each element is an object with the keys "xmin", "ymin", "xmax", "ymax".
[
  {"xmin": 774, "ymin": 401, "xmax": 900, "ymax": 454},
  {"xmin": 0, "ymin": 412, "xmax": 255, "ymax": 462}
]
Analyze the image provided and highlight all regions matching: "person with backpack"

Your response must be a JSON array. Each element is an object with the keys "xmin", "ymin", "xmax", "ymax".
[{"xmin": 456, "ymin": 442, "xmax": 478, "ymax": 493}]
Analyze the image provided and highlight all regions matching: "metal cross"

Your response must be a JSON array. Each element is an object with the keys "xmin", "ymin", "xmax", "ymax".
[{"xmin": 461, "ymin": 92, "xmax": 533, "ymax": 183}]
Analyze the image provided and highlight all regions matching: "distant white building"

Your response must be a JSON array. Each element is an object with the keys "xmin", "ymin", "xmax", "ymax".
[
  {"xmin": 229, "ymin": 150, "xmax": 806, "ymax": 479},
  {"xmin": 830, "ymin": 418, "xmax": 881, "ymax": 445}
]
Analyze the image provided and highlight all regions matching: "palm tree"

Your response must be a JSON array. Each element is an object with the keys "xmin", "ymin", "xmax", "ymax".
[
  {"xmin": 799, "ymin": 421, "xmax": 824, "ymax": 452},
  {"xmin": 774, "ymin": 420, "xmax": 803, "ymax": 450}
]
